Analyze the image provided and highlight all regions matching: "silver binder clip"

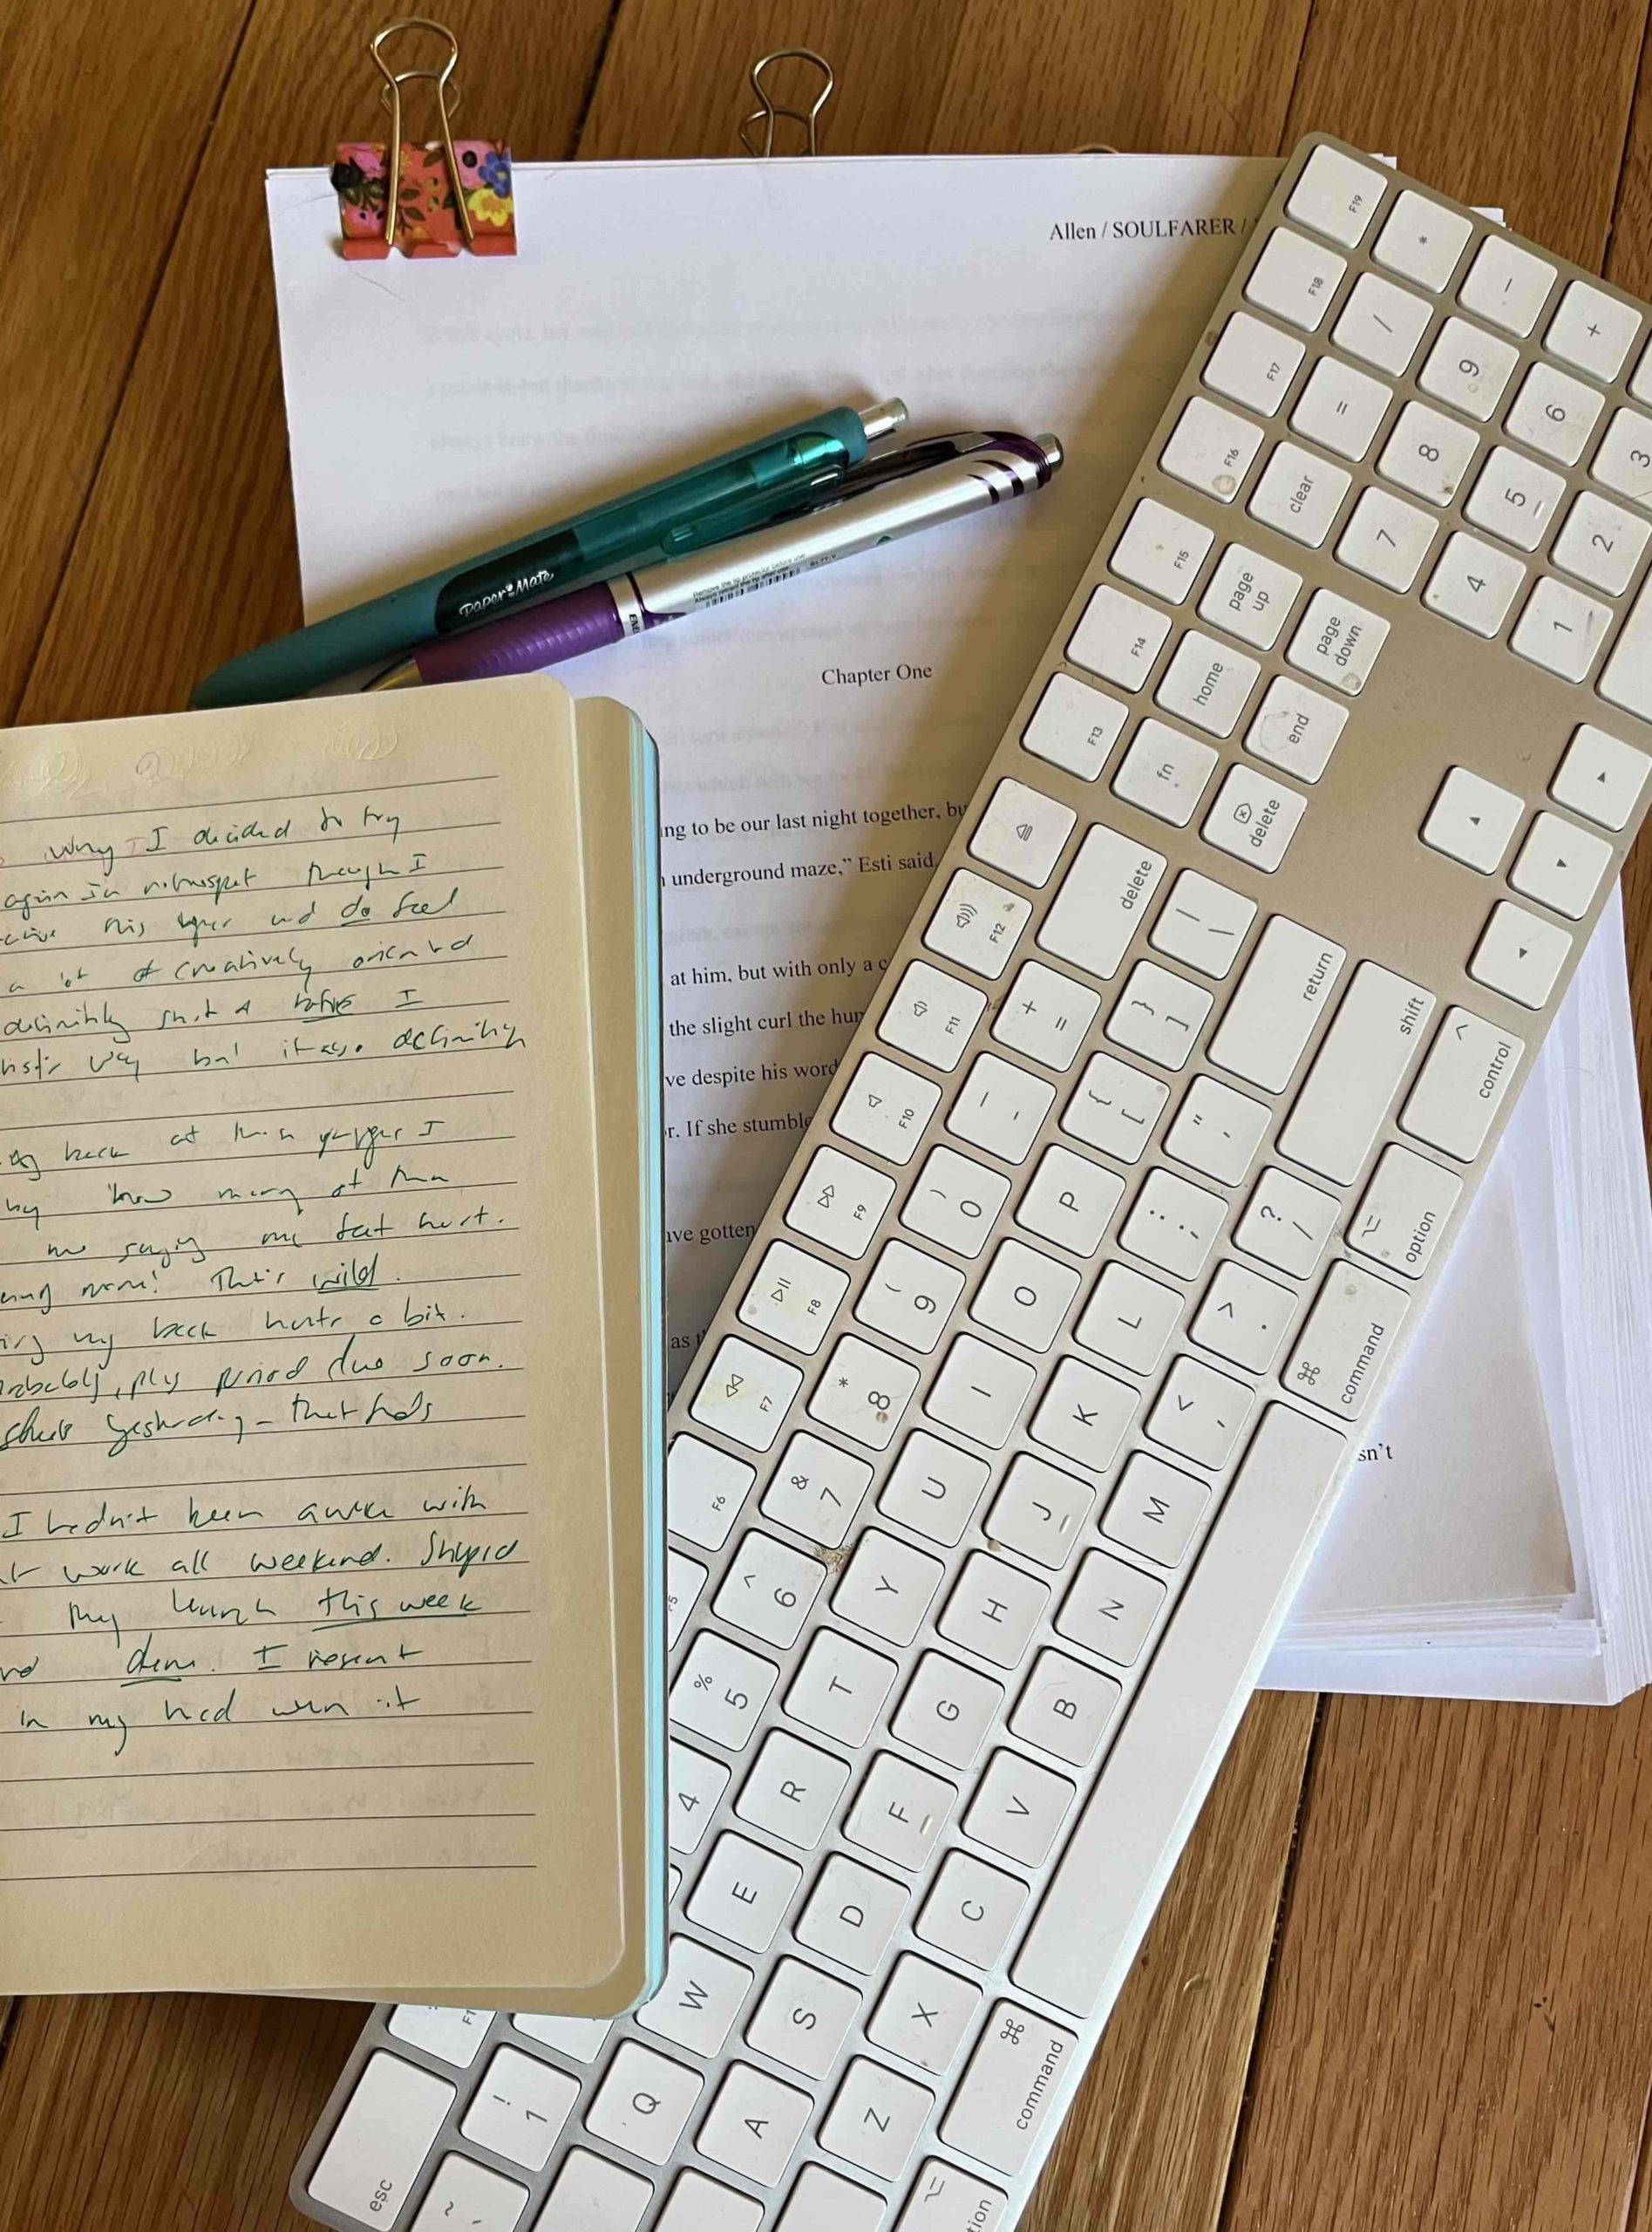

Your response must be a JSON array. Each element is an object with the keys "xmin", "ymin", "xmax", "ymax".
[{"xmin": 739, "ymin": 48, "xmax": 834, "ymax": 157}]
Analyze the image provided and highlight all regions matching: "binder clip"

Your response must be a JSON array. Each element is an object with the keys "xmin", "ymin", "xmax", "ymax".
[
  {"xmin": 738, "ymin": 48, "xmax": 834, "ymax": 157},
  {"xmin": 332, "ymin": 18, "xmax": 516, "ymax": 260}
]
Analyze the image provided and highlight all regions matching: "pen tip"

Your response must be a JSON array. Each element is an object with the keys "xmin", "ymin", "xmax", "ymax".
[
  {"xmin": 860, "ymin": 398, "xmax": 908, "ymax": 444},
  {"xmin": 366, "ymin": 660, "xmax": 420, "ymax": 691}
]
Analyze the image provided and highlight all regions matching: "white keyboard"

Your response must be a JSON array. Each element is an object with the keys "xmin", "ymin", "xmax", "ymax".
[{"xmin": 295, "ymin": 136, "xmax": 1652, "ymax": 2232}]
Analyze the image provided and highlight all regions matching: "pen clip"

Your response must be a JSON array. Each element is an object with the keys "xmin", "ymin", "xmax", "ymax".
[{"xmin": 833, "ymin": 432, "xmax": 1001, "ymax": 498}]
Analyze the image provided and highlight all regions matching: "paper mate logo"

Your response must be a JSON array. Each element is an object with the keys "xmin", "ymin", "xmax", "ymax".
[{"xmin": 454, "ymin": 566, "xmax": 554, "ymax": 621}]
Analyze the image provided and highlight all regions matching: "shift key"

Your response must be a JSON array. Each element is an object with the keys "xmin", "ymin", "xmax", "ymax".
[
  {"xmin": 1399, "ymin": 1006, "xmax": 1523, "ymax": 1161},
  {"xmin": 940, "ymin": 2003, "xmax": 1078, "ymax": 2176}
]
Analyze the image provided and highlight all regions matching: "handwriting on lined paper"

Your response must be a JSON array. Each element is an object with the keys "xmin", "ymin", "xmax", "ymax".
[{"xmin": 0, "ymin": 771, "xmax": 540, "ymax": 1881}]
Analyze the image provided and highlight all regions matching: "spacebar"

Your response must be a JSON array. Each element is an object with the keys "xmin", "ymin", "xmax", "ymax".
[{"xmin": 1010, "ymin": 1402, "xmax": 1348, "ymax": 2020}]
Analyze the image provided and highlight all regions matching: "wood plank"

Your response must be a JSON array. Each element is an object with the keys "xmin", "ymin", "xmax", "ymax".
[
  {"xmin": 14, "ymin": 0, "xmax": 615, "ymax": 727},
  {"xmin": 0, "ymin": 0, "xmax": 250, "ymax": 722}
]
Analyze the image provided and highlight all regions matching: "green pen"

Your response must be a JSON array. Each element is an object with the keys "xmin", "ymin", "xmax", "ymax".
[{"xmin": 192, "ymin": 398, "xmax": 908, "ymax": 709}]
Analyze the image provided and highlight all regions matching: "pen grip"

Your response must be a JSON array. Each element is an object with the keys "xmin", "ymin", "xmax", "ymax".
[{"xmin": 412, "ymin": 583, "xmax": 629, "ymax": 682}]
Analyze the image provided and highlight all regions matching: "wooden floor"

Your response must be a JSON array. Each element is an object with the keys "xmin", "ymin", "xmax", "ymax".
[{"xmin": 2, "ymin": 0, "xmax": 1651, "ymax": 2225}]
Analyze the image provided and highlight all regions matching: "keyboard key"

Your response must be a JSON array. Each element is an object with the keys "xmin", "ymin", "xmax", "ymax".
[
  {"xmin": 1189, "ymin": 1260, "xmax": 1296, "ymax": 1371},
  {"xmin": 744, "ymin": 1958, "xmax": 860, "ymax": 2081},
  {"xmin": 923, "ymin": 868, "xmax": 1032, "ymax": 982},
  {"xmin": 1378, "ymin": 400, "xmax": 1478, "ymax": 507},
  {"xmin": 1197, "ymin": 542, "xmax": 1302, "ymax": 648},
  {"xmin": 668, "ymin": 1741, "xmax": 730, "ymax": 1854},
  {"xmin": 1029, "ymin": 1355, "xmax": 1140, "ymax": 1473},
  {"xmin": 1277, "ymin": 962, "xmax": 1436, "ymax": 1185},
  {"xmin": 1105, "ymin": 959, "xmax": 1213, "ymax": 1070},
  {"xmin": 671, "ymin": 1633, "xmax": 778, "ymax": 1749},
  {"xmin": 1119, "ymin": 1167, "xmax": 1226, "ymax": 1279},
  {"xmin": 1417, "ymin": 316, "xmax": 1518, "ymax": 420},
  {"xmin": 1508, "ymin": 361, "xmax": 1603, "ymax": 467},
  {"xmin": 1600, "ymin": 571, "xmax": 1652, "ymax": 718},
  {"xmin": 1470, "ymin": 901, "xmax": 1573, "ymax": 1008},
  {"xmin": 1010, "ymin": 1649, "xmax": 1119, "ymax": 1765},
  {"xmin": 970, "ymin": 1236, "xmax": 1081, "ymax": 1350},
  {"xmin": 871, "ymin": 1954, "xmax": 982, "ymax": 2074},
  {"xmin": 1283, "ymin": 1260, "xmax": 1410, "ymax": 1420},
  {"xmin": 878, "ymin": 1431, "xmax": 990, "ymax": 1546},
  {"xmin": 697, "ymin": 2065, "xmax": 812, "ymax": 2186},
  {"xmin": 796, "ymin": 1854, "xmax": 908, "ymax": 1972},
  {"xmin": 901, "ymin": 1145, "xmax": 1012, "ymax": 1257},
  {"xmin": 1511, "ymin": 575, "xmax": 1612, "ymax": 681},
  {"xmin": 785, "ymin": 1628, "xmax": 897, "ymax": 1745},
  {"xmin": 738, "ymin": 1240, "xmax": 849, "ymax": 1356},
  {"xmin": 1287, "ymin": 586, "xmax": 1388, "ymax": 694},
  {"xmin": 689, "ymin": 1337, "xmax": 800, "ymax": 1453},
  {"xmin": 967, "ymin": 1749, "xmax": 1077, "ymax": 1869},
  {"xmin": 1247, "ymin": 439, "xmax": 1351, "ymax": 546},
  {"xmin": 667, "ymin": 1551, "xmax": 709, "ymax": 1648},
  {"xmin": 585, "ymin": 2042, "xmax": 704, "ymax": 2164},
  {"xmin": 1058, "ymin": 1549, "xmax": 1166, "ymax": 1668},
  {"xmin": 1400, "ymin": 1007, "xmax": 1524, "ymax": 1160},
  {"xmin": 1016, "ymin": 1142, "xmax": 1125, "ymax": 1254},
  {"xmin": 1287, "ymin": 143, "xmax": 1387, "ymax": 245},
  {"xmin": 1590, "ymin": 405, "xmax": 1652, "ymax": 507},
  {"xmin": 1244, "ymin": 225, "xmax": 1346, "ymax": 330},
  {"xmin": 1112, "ymin": 716, "xmax": 1219, "ymax": 825},
  {"xmin": 1336, "ymin": 485, "xmax": 1437, "ymax": 590},
  {"xmin": 1332, "ymin": 269, "xmax": 1432, "ymax": 376},
  {"xmin": 1547, "ymin": 277, "xmax": 1640, "ymax": 380},
  {"xmin": 1551, "ymin": 722, "xmax": 1651, "ymax": 829},
  {"xmin": 809, "ymin": 1332, "xmax": 920, "ymax": 1449},
  {"xmin": 1424, "ymin": 532, "xmax": 1526, "ymax": 636},
  {"xmin": 536, "ymin": 2151, "xmax": 652, "ymax": 2232},
  {"xmin": 969, "ymin": 777, "xmax": 1077, "ymax": 888},
  {"xmin": 1374, "ymin": 187, "xmax": 1472, "ymax": 291},
  {"xmin": 833, "ymin": 1528, "xmax": 946, "ymax": 1646},
  {"xmin": 1150, "ymin": 868, "xmax": 1257, "ymax": 977},
  {"xmin": 1061, "ymin": 1048, "xmax": 1169, "ymax": 1160},
  {"xmin": 737, "ymin": 1728, "xmax": 851, "ymax": 1850},
  {"xmin": 308, "ymin": 2052, "xmax": 453, "ymax": 2223},
  {"xmin": 1145, "ymin": 1357, "xmax": 1253, "ymax": 1469},
  {"xmin": 716, "ymin": 1528, "xmax": 826, "ymax": 1650},
  {"xmin": 409, "ymin": 2156, "xmax": 527, "ymax": 2232},
  {"xmin": 1289, "ymin": 355, "xmax": 1391, "ymax": 459},
  {"xmin": 1021, "ymin": 671, "xmax": 1129, "ymax": 783},
  {"xmin": 833, "ymin": 1051, "xmax": 943, "ymax": 1164},
  {"xmin": 924, "ymin": 1334, "xmax": 1037, "ymax": 1448},
  {"xmin": 1110, "ymin": 497, "xmax": 1214, "ymax": 602},
  {"xmin": 916, "ymin": 1850, "xmax": 1028, "ymax": 1968},
  {"xmin": 894, "ymin": 1650, "xmax": 1004, "ymax": 1768},
  {"xmin": 844, "ymin": 1751, "xmax": 955, "ymax": 1869},
  {"xmin": 780, "ymin": 2167, "xmax": 886, "ymax": 2232},
  {"xmin": 1464, "ymin": 445, "xmax": 1566, "ymax": 552},
  {"xmin": 854, "ymin": 1238, "xmax": 966, "ymax": 1353},
  {"xmin": 1203, "ymin": 309, "xmax": 1305, "ymax": 415},
  {"xmin": 665, "ymin": 1428, "xmax": 754, "ymax": 1553},
  {"xmin": 1243, "ymin": 674, "xmax": 1349, "ymax": 782},
  {"xmin": 947, "ymin": 1051, "xmax": 1056, "ymax": 1164},
  {"xmin": 387, "ymin": 2004, "xmax": 492, "ymax": 2066},
  {"xmin": 656, "ymin": 2173, "xmax": 761, "ymax": 2232},
  {"xmin": 1075, "ymin": 1259, "xmax": 1182, "ymax": 1373},
  {"xmin": 511, "ymin": 2014, "xmax": 611, "ymax": 2063},
  {"xmin": 939, "ymin": 1551, "xmax": 1050, "ymax": 1667},
  {"xmin": 945, "ymin": 2002, "xmax": 1082, "ymax": 2179},
  {"xmin": 821, "ymin": 2058, "xmax": 934, "ymax": 2181},
  {"xmin": 985, "ymin": 1452, "xmax": 1096, "ymax": 1569},
  {"xmin": 1234, "ymin": 1164, "xmax": 1341, "ymax": 1276},
  {"xmin": 1207, "ymin": 915, "xmax": 1345, "ymax": 1092},
  {"xmin": 1159, "ymin": 395, "xmax": 1264, "ymax": 500},
  {"xmin": 1201, "ymin": 764, "xmax": 1306, "ymax": 874},
  {"xmin": 1509, "ymin": 809, "xmax": 1613, "ymax": 918},
  {"xmin": 785, "ymin": 1146, "xmax": 895, "ymax": 1261},
  {"xmin": 1038, "ymin": 822, "xmax": 1167, "ymax": 982},
  {"xmin": 1349, "ymin": 1145, "xmax": 1464, "ymax": 1277},
  {"xmin": 1459, "ymin": 232, "xmax": 1555, "ymax": 335},
  {"xmin": 761, "ymin": 1431, "xmax": 873, "ymax": 1548},
  {"xmin": 1068, "ymin": 582, "xmax": 1172, "ymax": 689},
  {"xmin": 637, "ymin": 1938, "xmax": 753, "ymax": 2058},
  {"xmin": 992, "ymin": 959, "xmax": 1101, "ymax": 1072},
  {"xmin": 878, "ymin": 961, "xmax": 987, "ymax": 1074},
  {"xmin": 1552, "ymin": 489, "xmax": 1649, "ymax": 595},
  {"xmin": 1163, "ymin": 1073, "xmax": 1270, "ymax": 1186},
  {"xmin": 1154, "ymin": 629, "xmax": 1261, "ymax": 736}
]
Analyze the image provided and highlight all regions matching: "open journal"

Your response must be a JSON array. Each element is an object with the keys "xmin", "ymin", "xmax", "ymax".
[
  {"xmin": 0, "ymin": 676, "xmax": 665, "ymax": 2003},
  {"xmin": 266, "ymin": 148, "xmax": 1652, "ymax": 1704}
]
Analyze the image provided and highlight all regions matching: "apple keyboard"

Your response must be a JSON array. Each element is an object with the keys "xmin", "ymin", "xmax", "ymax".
[{"xmin": 294, "ymin": 135, "xmax": 1652, "ymax": 2232}]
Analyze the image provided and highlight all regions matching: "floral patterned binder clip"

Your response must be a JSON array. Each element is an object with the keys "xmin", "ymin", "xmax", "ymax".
[{"xmin": 331, "ymin": 17, "xmax": 516, "ymax": 261}]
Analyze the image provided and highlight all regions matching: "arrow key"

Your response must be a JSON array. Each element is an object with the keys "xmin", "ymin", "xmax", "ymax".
[
  {"xmin": 1470, "ymin": 900, "xmax": 1573, "ymax": 1009},
  {"xmin": 1420, "ymin": 765, "xmax": 1525, "ymax": 874},
  {"xmin": 1510, "ymin": 809, "xmax": 1614, "ymax": 919}
]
